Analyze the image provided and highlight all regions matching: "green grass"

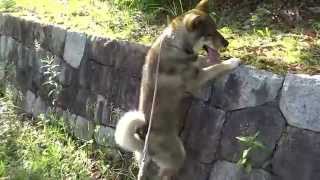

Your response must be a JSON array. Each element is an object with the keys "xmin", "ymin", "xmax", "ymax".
[
  {"xmin": 10, "ymin": 0, "xmax": 162, "ymax": 44},
  {"xmin": 0, "ymin": 86, "xmax": 137, "ymax": 180},
  {"xmin": 2, "ymin": 0, "xmax": 320, "ymax": 74}
]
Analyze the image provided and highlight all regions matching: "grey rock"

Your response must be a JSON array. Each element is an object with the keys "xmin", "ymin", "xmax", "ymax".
[
  {"xmin": 62, "ymin": 111, "xmax": 77, "ymax": 134},
  {"xmin": 0, "ymin": 14, "xmax": 8, "ymax": 34},
  {"xmin": 219, "ymin": 103, "xmax": 286, "ymax": 167},
  {"xmin": 272, "ymin": 127, "xmax": 320, "ymax": 180},
  {"xmin": 175, "ymin": 157, "xmax": 212, "ymax": 180},
  {"xmin": 209, "ymin": 161, "xmax": 273, "ymax": 180},
  {"xmin": 20, "ymin": 19, "xmax": 36, "ymax": 47},
  {"xmin": 94, "ymin": 94, "xmax": 110, "ymax": 125},
  {"xmin": 63, "ymin": 31, "xmax": 86, "ymax": 68},
  {"xmin": 6, "ymin": 37, "xmax": 19, "ymax": 66},
  {"xmin": 16, "ymin": 45, "xmax": 34, "ymax": 92},
  {"xmin": 94, "ymin": 125, "xmax": 115, "ymax": 147},
  {"xmin": 193, "ymin": 82, "xmax": 212, "ymax": 102},
  {"xmin": 56, "ymin": 85, "xmax": 79, "ymax": 109},
  {"xmin": 32, "ymin": 96, "xmax": 47, "ymax": 117},
  {"xmin": 110, "ymin": 72, "xmax": 140, "ymax": 111},
  {"xmin": 33, "ymin": 21, "xmax": 46, "ymax": 48},
  {"xmin": 113, "ymin": 41, "xmax": 147, "ymax": 77},
  {"xmin": 87, "ymin": 36, "xmax": 117, "ymax": 66},
  {"xmin": 3, "ymin": 16, "xmax": 22, "ymax": 41},
  {"xmin": 24, "ymin": 90, "xmax": 36, "ymax": 114},
  {"xmin": 280, "ymin": 74, "xmax": 320, "ymax": 132},
  {"xmin": 87, "ymin": 37, "xmax": 147, "ymax": 77},
  {"xmin": 72, "ymin": 89, "xmax": 95, "ymax": 119},
  {"xmin": 79, "ymin": 58, "xmax": 113, "ymax": 94},
  {"xmin": 212, "ymin": 65, "xmax": 284, "ymax": 110},
  {"xmin": 58, "ymin": 58, "xmax": 78, "ymax": 86},
  {"xmin": 0, "ymin": 61, "xmax": 5, "ymax": 80},
  {"xmin": 74, "ymin": 116, "xmax": 95, "ymax": 141},
  {"xmin": 0, "ymin": 36, "xmax": 16, "ymax": 63},
  {"xmin": 182, "ymin": 101, "xmax": 225, "ymax": 163},
  {"xmin": 0, "ymin": 36, "xmax": 6, "ymax": 60},
  {"xmin": 48, "ymin": 25, "xmax": 66, "ymax": 57}
]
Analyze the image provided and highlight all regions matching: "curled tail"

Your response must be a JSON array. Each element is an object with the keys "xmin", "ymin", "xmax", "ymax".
[{"xmin": 115, "ymin": 111, "xmax": 145, "ymax": 153}]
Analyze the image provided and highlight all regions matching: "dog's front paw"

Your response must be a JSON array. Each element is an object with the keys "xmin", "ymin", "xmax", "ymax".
[{"xmin": 222, "ymin": 58, "xmax": 241, "ymax": 69}]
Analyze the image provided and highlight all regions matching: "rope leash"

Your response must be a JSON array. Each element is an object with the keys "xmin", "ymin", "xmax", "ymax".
[{"xmin": 137, "ymin": 36, "xmax": 165, "ymax": 180}]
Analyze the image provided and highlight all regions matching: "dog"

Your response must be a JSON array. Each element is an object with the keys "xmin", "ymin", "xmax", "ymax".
[{"xmin": 115, "ymin": 0, "xmax": 241, "ymax": 179}]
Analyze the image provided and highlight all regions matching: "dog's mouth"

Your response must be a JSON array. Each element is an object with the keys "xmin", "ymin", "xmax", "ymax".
[{"xmin": 203, "ymin": 45, "xmax": 220, "ymax": 64}]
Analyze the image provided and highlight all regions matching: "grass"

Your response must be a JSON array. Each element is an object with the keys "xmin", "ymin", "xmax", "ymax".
[
  {"xmin": 1, "ymin": 0, "xmax": 319, "ymax": 74},
  {"xmin": 9, "ymin": 0, "xmax": 162, "ymax": 44},
  {"xmin": 0, "ymin": 86, "xmax": 137, "ymax": 180}
]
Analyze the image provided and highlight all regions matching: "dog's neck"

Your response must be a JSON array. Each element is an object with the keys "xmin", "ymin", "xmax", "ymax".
[{"xmin": 153, "ymin": 25, "xmax": 195, "ymax": 55}]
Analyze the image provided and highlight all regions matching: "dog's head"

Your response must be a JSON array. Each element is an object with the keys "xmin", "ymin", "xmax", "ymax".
[{"xmin": 172, "ymin": 0, "xmax": 228, "ymax": 63}]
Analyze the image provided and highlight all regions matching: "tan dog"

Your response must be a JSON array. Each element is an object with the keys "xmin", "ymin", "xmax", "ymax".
[{"xmin": 115, "ymin": 0, "xmax": 241, "ymax": 179}]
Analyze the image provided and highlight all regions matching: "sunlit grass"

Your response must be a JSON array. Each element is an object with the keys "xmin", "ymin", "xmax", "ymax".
[
  {"xmin": 10, "ymin": 0, "xmax": 161, "ymax": 44},
  {"xmin": 3, "ymin": 0, "xmax": 319, "ymax": 74},
  {"xmin": 0, "ymin": 86, "xmax": 137, "ymax": 179}
]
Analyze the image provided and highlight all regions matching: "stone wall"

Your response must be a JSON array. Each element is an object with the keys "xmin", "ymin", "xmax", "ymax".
[{"xmin": 0, "ymin": 14, "xmax": 320, "ymax": 180}]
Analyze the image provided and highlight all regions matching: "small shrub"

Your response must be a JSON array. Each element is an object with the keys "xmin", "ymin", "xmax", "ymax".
[{"xmin": 236, "ymin": 132, "xmax": 265, "ymax": 173}]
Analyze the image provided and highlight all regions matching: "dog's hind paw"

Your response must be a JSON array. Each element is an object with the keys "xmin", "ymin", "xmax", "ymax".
[{"xmin": 222, "ymin": 58, "xmax": 241, "ymax": 69}]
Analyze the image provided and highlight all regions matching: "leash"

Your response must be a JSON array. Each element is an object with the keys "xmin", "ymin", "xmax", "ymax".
[{"xmin": 138, "ymin": 36, "xmax": 165, "ymax": 180}]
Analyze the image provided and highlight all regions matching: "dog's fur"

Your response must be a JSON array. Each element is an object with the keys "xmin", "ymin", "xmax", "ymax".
[{"xmin": 115, "ymin": 0, "xmax": 241, "ymax": 178}]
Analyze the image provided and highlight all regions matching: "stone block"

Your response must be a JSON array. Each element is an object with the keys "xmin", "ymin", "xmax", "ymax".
[
  {"xmin": 56, "ymin": 85, "xmax": 79, "ymax": 109},
  {"xmin": 32, "ymin": 96, "xmax": 47, "ymax": 117},
  {"xmin": 212, "ymin": 65, "xmax": 284, "ymax": 110},
  {"xmin": 193, "ymin": 82, "xmax": 213, "ymax": 102},
  {"xmin": 58, "ymin": 58, "xmax": 79, "ymax": 86},
  {"xmin": 209, "ymin": 161, "xmax": 273, "ymax": 180},
  {"xmin": 94, "ymin": 94, "xmax": 110, "ymax": 125},
  {"xmin": 20, "ymin": 18, "xmax": 36, "ymax": 47},
  {"xmin": 79, "ymin": 58, "xmax": 113, "ymax": 94},
  {"xmin": 87, "ymin": 36, "xmax": 117, "ymax": 66},
  {"xmin": 219, "ymin": 103, "xmax": 286, "ymax": 167},
  {"xmin": 110, "ymin": 71, "xmax": 140, "ymax": 110},
  {"xmin": 24, "ymin": 90, "xmax": 36, "ymax": 114},
  {"xmin": 74, "ymin": 116, "xmax": 95, "ymax": 141},
  {"xmin": 47, "ymin": 25, "xmax": 66, "ymax": 57},
  {"xmin": 272, "ymin": 127, "xmax": 320, "ymax": 180},
  {"xmin": 113, "ymin": 41, "xmax": 147, "ymax": 77},
  {"xmin": 87, "ymin": 37, "xmax": 147, "ymax": 77},
  {"xmin": 3, "ymin": 16, "xmax": 22, "ymax": 41},
  {"xmin": 175, "ymin": 157, "xmax": 212, "ymax": 180},
  {"xmin": 0, "ymin": 14, "xmax": 8, "ymax": 34},
  {"xmin": 183, "ymin": 101, "xmax": 226, "ymax": 163},
  {"xmin": 63, "ymin": 31, "xmax": 86, "ymax": 68},
  {"xmin": 72, "ymin": 88, "xmax": 96, "ymax": 120},
  {"xmin": 94, "ymin": 125, "xmax": 116, "ymax": 147},
  {"xmin": 280, "ymin": 74, "xmax": 320, "ymax": 132}
]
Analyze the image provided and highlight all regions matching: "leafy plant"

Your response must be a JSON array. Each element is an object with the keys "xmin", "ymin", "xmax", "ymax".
[
  {"xmin": 236, "ymin": 132, "xmax": 265, "ymax": 173},
  {"xmin": 40, "ymin": 56, "xmax": 62, "ymax": 106}
]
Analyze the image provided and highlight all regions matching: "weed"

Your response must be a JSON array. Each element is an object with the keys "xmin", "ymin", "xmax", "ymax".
[
  {"xmin": 236, "ymin": 132, "xmax": 265, "ymax": 173},
  {"xmin": 40, "ymin": 56, "xmax": 62, "ymax": 106}
]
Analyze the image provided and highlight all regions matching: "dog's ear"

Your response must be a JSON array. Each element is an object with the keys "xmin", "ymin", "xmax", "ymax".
[
  {"xmin": 184, "ymin": 13, "xmax": 203, "ymax": 32},
  {"xmin": 195, "ymin": 0, "xmax": 208, "ymax": 13}
]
